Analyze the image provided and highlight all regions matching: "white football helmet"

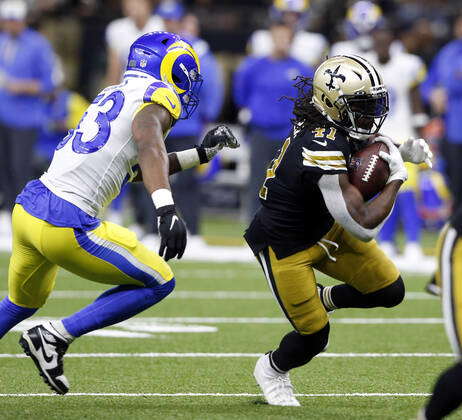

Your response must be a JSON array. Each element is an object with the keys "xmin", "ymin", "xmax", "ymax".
[{"xmin": 312, "ymin": 55, "xmax": 389, "ymax": 139}]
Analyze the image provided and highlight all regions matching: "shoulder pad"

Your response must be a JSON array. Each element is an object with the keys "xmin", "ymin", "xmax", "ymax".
[{"xmin": 142, "ymin": 81, "xmax": 182, "ymax": 120}]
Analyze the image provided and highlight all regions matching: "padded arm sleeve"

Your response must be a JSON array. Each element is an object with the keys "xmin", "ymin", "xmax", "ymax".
[{"xmin": 318, "ymin": 174, "xmax": 387, "ymax": 242}]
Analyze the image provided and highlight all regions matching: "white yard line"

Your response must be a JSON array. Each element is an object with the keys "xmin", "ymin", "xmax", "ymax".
[
  {"xmin": 4, "ymin": 316, "xmax": 446, "ymax": 326},
  {"xmin": 0, "ymin": 392, "xmax": 431, "ymax": 398},
  {"xmin": 0, "ymin": 352, "xmax": 454, "ymax": 359},
  {"xmin": 0, "ymin": 290, "xmax": 438, "ymax": 300}
]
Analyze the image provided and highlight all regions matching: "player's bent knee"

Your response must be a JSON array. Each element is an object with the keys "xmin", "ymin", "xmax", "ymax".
[
  {"xmin": 369, "ymin": 276, "xmax": 405, "ymax": 308},
  {"xmin": 144, "ymin": 278, "xmax": 176, "ymax": 306}
]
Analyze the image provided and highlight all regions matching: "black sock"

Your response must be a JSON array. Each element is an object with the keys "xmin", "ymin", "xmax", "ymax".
[
  {"xmin": 425, "ymin": 362, "xmax": 462, "ymax": 420},
  {"xmin": 271, "ymin": 324, "xmax": 330, "ymax": 372},
  {"xmin": 330, "ymin": 277, "xmax": 404, "ymax": 309}
]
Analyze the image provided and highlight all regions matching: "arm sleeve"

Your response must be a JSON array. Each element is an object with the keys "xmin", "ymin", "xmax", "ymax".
[
  {"xmin": 198, "ymin": 52, "xmax": 224, "ymax": 122},
  {"xmin": 318, "ymin": 174, "xmax": 385, "ymax": 241},
  {"xmin": 135, "ymin": 81, "xmax": 182, "ymax": 121}
]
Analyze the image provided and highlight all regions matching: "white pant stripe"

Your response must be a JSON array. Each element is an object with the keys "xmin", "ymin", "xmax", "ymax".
[{"xmin": 441, "ymin": 227, "xmax": 461, "ymax": 357}]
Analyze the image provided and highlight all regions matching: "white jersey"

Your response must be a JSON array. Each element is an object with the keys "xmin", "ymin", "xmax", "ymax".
[
  {"xmin": 364, "ymin": 51, "xmax": 426, "ymax": 142},
  {"xmin": 330, "ymin": 38, "xmax": 402, "ymax": 58},
  {"xmin": 106, "ymin": 16, "xmax": 165, "ymax": 66},
  {"xmin": 248, "ymin": 29, "xmax": 328, "ymax": 68},
  {"xmin": 41, "ymin": 71, "xmax": 181, "ymax": 218}
]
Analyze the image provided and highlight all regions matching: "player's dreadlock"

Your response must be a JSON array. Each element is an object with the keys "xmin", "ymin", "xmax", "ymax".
[{"xmin": 283, "ymin": 76, "xmax": 330, "ymax": 132}]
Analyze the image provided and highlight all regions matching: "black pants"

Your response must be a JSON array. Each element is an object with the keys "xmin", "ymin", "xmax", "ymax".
[
  {"xmin": 246, "ymin": 128, "xmax": 284, "ymax": 221},
  {"xmin": 440, "ymin": 139, "xmax": 462, "ymax": 209},
  {"xmin": 0, "ymin": 123, "xmax": 38, "ymax": 211}
]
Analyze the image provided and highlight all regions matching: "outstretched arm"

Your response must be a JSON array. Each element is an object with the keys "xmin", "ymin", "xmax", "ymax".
[
  {"xmin": 133, "ymin": 125, "xmax": 240, "ymax": 180},
  {"xmin": 132, "ymin": 103, "xmax": 187, "ymax": 261}
]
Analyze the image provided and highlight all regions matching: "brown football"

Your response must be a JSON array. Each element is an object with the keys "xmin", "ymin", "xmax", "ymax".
[{"xmin": 348, "ymin": 142, "xmax": 390, "ymax": 201}]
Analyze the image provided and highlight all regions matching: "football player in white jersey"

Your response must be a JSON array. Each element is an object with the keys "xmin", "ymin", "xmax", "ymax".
[
  {"xmin": 0, "ymin": 31, "xmax": 239, "ymax": 394},
  {"xmin": 331, "ymin": 1, "xmax": 401, "ymax": 58},
  {"xmin": 364, "ymin": 25, "xmax": 429, "ymax": 260},
  {"xmin": 248, "ymin": 0, "xmax": 328, "ymax": 68}
]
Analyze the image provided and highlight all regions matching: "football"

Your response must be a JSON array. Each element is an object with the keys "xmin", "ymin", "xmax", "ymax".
[{"xmin": 348, "ymin": 141, "xmax": 390, "ymax": 201}]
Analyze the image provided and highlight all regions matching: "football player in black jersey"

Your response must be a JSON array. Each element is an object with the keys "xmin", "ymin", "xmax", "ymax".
[
  {"xmin": 418, "ymin": 205, "xmax": 462, "ymax": 420},
  {"xmin": 244, "ymin": 55, "xmax": 433, "ymax": 406}
]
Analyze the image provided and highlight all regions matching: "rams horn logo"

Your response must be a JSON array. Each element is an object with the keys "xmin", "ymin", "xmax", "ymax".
[{"xmin": 324, "ymin": 65, "xmax": 346, "ymax": 91}]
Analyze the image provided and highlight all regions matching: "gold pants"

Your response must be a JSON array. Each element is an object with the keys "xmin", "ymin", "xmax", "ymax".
[{"xmin": 256, "ymin": 223, "xmax": 400, "ymax": 334}]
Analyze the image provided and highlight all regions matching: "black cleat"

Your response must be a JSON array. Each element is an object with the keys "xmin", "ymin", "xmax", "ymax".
[{"xmin": 19, "ymin": 323, "xmax": 70, "ymax": 394}]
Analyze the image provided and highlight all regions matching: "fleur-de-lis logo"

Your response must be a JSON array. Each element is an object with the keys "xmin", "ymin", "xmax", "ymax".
[{"xmin": 324, "ymin": 65, "xmax": 346, "ymax": 91}]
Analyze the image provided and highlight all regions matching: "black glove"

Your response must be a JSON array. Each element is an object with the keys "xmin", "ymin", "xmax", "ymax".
[
  {"xmin": 157, "ymin": 205, "xmax": 187, "ymax": 261},
  {"xmin": 197, "ymin": 125, "xmax": 240, "ymax": 163}
]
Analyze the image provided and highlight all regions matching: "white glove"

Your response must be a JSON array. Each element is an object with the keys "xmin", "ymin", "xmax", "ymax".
[
  {"xmin": 373, "ymin": 136, "xmax": 408, "ymax": 184},
  {"xmin": 399, "ymin": 137, "xmax": 433, "ymax": 168}
]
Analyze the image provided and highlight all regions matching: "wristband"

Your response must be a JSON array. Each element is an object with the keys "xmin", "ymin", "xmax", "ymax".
[
  {"xmin": 151, "ymin": 188, "xmax": 174, "ymax": 209},
  {"xmin": 195, "ymin": 146, "xmax": 209, "ymax": 164},
  {"xmin": 176, "ymin": 148, "xmax": 201, "ymax": 170}
]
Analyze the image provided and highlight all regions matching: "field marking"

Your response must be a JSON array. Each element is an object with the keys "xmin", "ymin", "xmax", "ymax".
[
  {"xmin": 7, "ymin": 316, "xmax": 446, "ymax": 329},
  {"xmin": 109, "ymin": 317, "xmax": 445, "ymax": 325},
  {"xmin": 0, "ymin": 290, "xmax": 437, "ymax": 300},
  {"xmin": 0, "ymin": 352, "xmax": 454, "ymax": 359},
  {"xmin": 0, "ymin": 392, "xmax": 431, "ymax": 398}
]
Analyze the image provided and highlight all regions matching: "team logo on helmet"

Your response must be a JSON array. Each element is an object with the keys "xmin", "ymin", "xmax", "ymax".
[{"xmin": 324, "ymin": 65, "xmax": 346, "ymax": 91}]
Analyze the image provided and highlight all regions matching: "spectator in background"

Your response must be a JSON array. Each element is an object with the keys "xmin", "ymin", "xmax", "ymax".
[
  {"xmin": 234, "ymin": 23, "xmax": 313, "ymax": 220},
  {"xmin": 364, "ymin": 25, "xmax": 428, "ymax": 261},
  {"xmin": 247, "ymin": 0, "xmax": 327, "ymax": 68},
  {"xmin": 422, "ymin": 13, "xmax": 462, "ymax": 210},
  {"xmin": 331, "ymin": 1, "xmax": 401, "ymax": 57},
  {"xmin": 105, "ymin": 0, "xmax": 164, "ymax": 85},
  {"xmin": 0, "ymin": 0, "xmax": 55, "ymax": 236},
  {"xmin": 156, "ymin": 2, "xmax": 224, "ymax": 246},
  {"xmin": 35, "ymin": 57, "xmax": 89, "ymax": 171}
]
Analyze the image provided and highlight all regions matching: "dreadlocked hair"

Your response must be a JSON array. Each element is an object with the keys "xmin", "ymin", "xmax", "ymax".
[{"xmin": 283, "ymin": 76, "xmax": 330, "ymax": 133}]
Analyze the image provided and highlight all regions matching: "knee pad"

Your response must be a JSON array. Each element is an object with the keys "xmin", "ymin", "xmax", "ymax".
[{"xmin": 368, "ymin": 276, "xmax": 405, "ymax": 308}]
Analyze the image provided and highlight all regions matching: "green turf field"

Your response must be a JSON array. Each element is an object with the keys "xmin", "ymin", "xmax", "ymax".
[{"xmin": 0, "ymin": 251, "xmax": 459, "ymax": 419}]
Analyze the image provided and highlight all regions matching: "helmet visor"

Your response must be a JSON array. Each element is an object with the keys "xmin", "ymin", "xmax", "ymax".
[{"xmin": 339, "ymin": 90, "xmax": 389, "ymax": 136}]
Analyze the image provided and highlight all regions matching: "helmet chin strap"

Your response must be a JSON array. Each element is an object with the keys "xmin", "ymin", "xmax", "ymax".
[{"xmin": 348, "ymin": 130, "xmax": 370, "ymax": 141}]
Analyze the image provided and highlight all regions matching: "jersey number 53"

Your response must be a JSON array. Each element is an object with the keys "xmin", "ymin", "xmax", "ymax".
[{"xmin": 56, "ymin": 90, "xmax": 125, "ymax": 154}]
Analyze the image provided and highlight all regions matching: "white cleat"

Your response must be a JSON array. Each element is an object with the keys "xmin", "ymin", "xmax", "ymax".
[
  {"xmin": 253, "ymin": 353, "xmax": 300, "ymax": 406},
  {"xmin": 415, "ymin": 407, "xmax": 427, "ymax": 420}
]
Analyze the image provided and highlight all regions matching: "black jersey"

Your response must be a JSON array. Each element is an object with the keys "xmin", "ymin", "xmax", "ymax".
[
  {"xmin": 245, "ymin": 124, "xmax": 352, "ymax": 259},
  {"xmin": 451, "ymin": 204, "xmax": 462, "ymax": 236}
]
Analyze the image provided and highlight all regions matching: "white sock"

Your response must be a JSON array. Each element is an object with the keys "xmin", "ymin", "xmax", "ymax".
[
  {"xmin": 48, "ymin": 321, "xmax": 75, "ymax": 344},
  {"xmin": 322, "ymin": 286, "xmax": 337, "ymax": 311}
]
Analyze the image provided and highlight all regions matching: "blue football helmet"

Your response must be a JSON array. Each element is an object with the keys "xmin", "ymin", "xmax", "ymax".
[
  {"xmin": 270, "ymin": 0, "xmax": 310, "ymax": 29},
  {"xmin": 345, "ymin": 1, "xmax": 384, "ymax": 40},
  {"xmin": 126, "ymin": 31, "xmax": 202, "ymax": 119}
]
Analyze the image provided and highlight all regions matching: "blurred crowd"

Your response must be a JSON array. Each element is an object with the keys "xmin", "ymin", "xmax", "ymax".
[{"xmin": 0, "ymin": 0, "xmax": 461, "ymax": 259}]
